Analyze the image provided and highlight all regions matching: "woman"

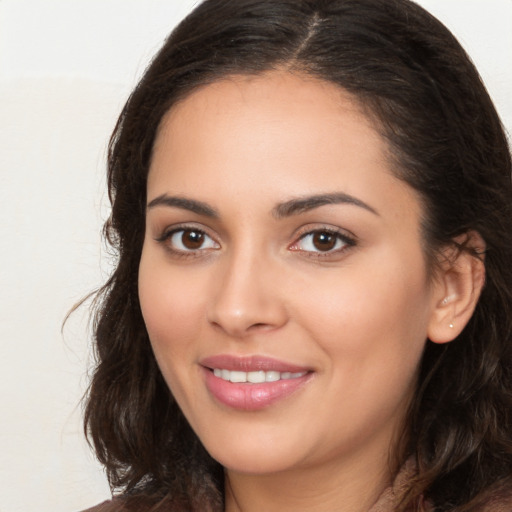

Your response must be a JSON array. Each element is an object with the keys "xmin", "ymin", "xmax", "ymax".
[{"xmin": 82, "ymin": 0, "xmax": 512, "ymax": 510}]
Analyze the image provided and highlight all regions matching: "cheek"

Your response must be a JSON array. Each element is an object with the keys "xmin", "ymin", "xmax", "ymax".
[
  {"xmin": 293, "ymin": 249, "xmax": 431, "ymax": 375},
  {"xmin": 297, "ymin": 260, "xmax": 429, "ymax": 433},
  {"xmin": 138, "ymin": 257, "xmax": 214, "ymax": 418},
  {"xmin": 138, "ymin": 249, "xmax": 208, "ymax": 375},
  {"xmin": 140, "ymin": 276, "xmax": 194, "ymax": 341}
]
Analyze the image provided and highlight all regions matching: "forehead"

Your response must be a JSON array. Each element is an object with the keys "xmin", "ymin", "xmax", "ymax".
[
  {"xmin": 154, "ymin": 72, "xmax": 370, "ymax": 146},
  {"xmin": 148, "ymin": 71, "xmax": 419, "ymax": 225}
]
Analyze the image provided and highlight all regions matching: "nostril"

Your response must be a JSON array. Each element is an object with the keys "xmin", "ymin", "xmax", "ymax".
[{"xmin": 247, "ymin": 322, "xmax": 273, "ymax": 331}]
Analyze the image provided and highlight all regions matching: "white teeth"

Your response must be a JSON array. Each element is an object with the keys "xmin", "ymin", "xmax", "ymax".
[
  {"xmin": 229, "ymin": 371, "xmax": 246, "ymax": 383},
  {"xmin": 265, "ymin": 371, "xmax": 280, "ymax": 382},
  {"xmin": 281, "ymin": 372, "xmax": 307, "ymax": 379},
  {"xmin": 247, "ymin": 371, "xmax": 266, "ymax": 383},
  {"xmin": 212, "ymin": 369, "xmax": 306, "ymax": 383}
]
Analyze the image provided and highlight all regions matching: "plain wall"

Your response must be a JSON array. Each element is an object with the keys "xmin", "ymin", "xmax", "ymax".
[{"xmin": 0, "ymin": 1, "xmax": 510, "ymax": 511}]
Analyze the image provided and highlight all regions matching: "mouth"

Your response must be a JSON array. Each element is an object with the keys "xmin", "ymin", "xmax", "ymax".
[
  {"xmin": 200, "ymin": 354, "xmax": 311, "ymax": 373},
  {"xmin": 200, "ymin": 355, "xmax": 313, "ymax": 411},
  {"xmin": 212, "ymin": 369, "xmax": 307, "ymax": 383}
]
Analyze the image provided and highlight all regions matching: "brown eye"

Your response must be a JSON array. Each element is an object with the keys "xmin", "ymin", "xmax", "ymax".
[
  {"xmin": 291, "ymin": 229, "xmax": 353, "ymax": 255},
  {"xmin": 181, "ymin": 229, "xmax": 204, "ymax": 249},
  {"xmin": 312, "ymin": 231, "xmax": 337, "ymax": 252},
  {"xmin": 166, "ymin": 228, "xmax": 219, "ymax": 252}
]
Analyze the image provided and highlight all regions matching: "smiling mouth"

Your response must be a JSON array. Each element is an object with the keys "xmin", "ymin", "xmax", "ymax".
[{"xmin": 212, "ymin": 369, "xmax": 308, "ymax": 383}]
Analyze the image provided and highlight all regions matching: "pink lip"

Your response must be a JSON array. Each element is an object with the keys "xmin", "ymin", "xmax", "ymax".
[{"xmin": 200, "ymin": 355, "xmax": 313, "ymax": 411}]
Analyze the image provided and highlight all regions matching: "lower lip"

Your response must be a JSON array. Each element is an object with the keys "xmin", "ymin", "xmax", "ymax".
[{"xmin": 202, "ymin": 368, "xmax": 312, "ymax": 411}]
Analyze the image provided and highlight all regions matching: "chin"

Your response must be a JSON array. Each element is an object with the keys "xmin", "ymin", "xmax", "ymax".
[
  {"xmin": 214, "ymin": 451, "xmax": 298, "ymax": 475},
  {"xmin": 201, "ymin": 432, "xmax": 304, "ymax": 475}
]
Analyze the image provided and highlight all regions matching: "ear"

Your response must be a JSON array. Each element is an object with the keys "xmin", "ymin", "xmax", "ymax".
[{"xmin": 427, "ymin": 231, "xmax": 486, "ymax": 344}]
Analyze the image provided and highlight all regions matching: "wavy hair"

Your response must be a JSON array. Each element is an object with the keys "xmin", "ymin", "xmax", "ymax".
[{"xmin": 84, "ymin": 0, "xmax": 512, "ymax": 510}]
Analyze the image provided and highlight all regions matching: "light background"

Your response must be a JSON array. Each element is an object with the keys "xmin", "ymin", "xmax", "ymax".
[{"xmin": 0, "ymin": 1, "xmax": 510, "ymax": 511}]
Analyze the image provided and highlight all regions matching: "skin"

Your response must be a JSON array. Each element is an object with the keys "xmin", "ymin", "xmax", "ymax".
[{"xmin": 138, "ymin": 71, "xmax": 471, "ymax": 512}]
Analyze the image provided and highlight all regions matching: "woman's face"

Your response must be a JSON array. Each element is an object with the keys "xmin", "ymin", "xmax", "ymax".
[{"xmin": 139, "ymin": 72, "xmax": 442, "ymax": 476}]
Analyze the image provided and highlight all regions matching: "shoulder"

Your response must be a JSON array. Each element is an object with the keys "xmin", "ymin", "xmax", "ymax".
[
  {"xmin": 79, "ymin": 497, "xmax": 153, "ymax": 512},
  {"xmin": 80, "ymin": 500, "xmax": 126, "ymax": 512},
  {"xmin": 482, "ymin": 489, "xmax": 512, "ymax": 511},
  {"xmin": 79, "ymin": 496, "xmax": 179, "ymax": 512}
]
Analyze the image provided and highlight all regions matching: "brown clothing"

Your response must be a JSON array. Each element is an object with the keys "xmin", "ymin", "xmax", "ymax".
[
  {"xmin": 81, "ymin": 462, "xmax": 512, "ymax": 512},
  {"xmin": 81, "ymin": 494, "xmax": 512, "ymax": 512}
]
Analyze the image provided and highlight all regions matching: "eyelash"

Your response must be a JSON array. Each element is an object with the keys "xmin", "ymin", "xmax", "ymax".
[
  {"xmin": 155, "ymin": 225, "xmax": 356, "ymax": 259},
  {"xmin": 155, "ymin": 225, "xmax": 220, "ymax": 258},
  {"xmin": 289, "ymin": 227, "xmax": 356, "ymax": 258}
]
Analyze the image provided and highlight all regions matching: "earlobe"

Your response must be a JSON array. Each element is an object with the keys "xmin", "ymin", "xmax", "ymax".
[{"xmin": 427, "ymin": 232, "xmax": 486, "ymax": 344}]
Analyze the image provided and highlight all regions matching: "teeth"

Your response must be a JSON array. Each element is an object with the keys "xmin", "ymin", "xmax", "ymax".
[
  {"xmin": 212, "ymin": 369, "xmax": 306, "ymax": 383},
  {"xmin": 247, "ymin": 370, "xmax": 265, "ymax": 383},
  {"xmin": 229, "ymin": 371, "xmax": 246, "ymax": 383},
  {"xmin": 265, "ymin": 371, "xmax": 280, "ymax": 382}
]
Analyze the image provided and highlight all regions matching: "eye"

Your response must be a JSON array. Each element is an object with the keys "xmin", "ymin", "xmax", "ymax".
[
  {"xmin": 159, "ymin": 228, "xmax": 220, "ymax": 253},
  {"xmin": 290, "ymin": 229, "xmax": 355, "ymax": 255}
]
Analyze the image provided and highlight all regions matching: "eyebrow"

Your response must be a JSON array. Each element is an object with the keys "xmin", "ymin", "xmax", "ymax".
[
  {"xmin": 147, "ymin": 194, "xmax": 219, "ymax": 218},
  {"xmin": 146, "ymin": 191, "xmax": 378, "ymax": 219},
  {"xmin": 272, "ymin": 192, "xmax": 379, "ymax": 218}
]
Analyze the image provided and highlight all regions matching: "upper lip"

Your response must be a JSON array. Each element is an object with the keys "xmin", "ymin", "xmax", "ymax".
[{"xmin": 200, "ymin": 354, "xmax": 311, "ymax": 373}]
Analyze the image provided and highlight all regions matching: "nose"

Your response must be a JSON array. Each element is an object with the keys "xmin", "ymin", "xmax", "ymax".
[{"xmin": 207, "ymin": 249, "xmax": 288, "ymax": 338}]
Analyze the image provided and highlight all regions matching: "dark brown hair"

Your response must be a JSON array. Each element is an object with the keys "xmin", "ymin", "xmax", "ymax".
[{"xmin": 85, "ymin": 1, "xmax": 512, "ymax": 510}]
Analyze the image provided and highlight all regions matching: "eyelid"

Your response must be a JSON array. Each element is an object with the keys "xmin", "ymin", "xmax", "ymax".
[
  {"xmin": 288, "ymin": 225, "xmax": 357, "ymax": 256},
  {"xmin": 154, "ymin": 223, "xmax": 221, "ymax": 255},
  {"xmin": 154, "ymin": 221, "xmax": 215, "ymax": 240},
  {"xmin": 153, "ymin": 222, "xmax": 356, "ymax": 259}
]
